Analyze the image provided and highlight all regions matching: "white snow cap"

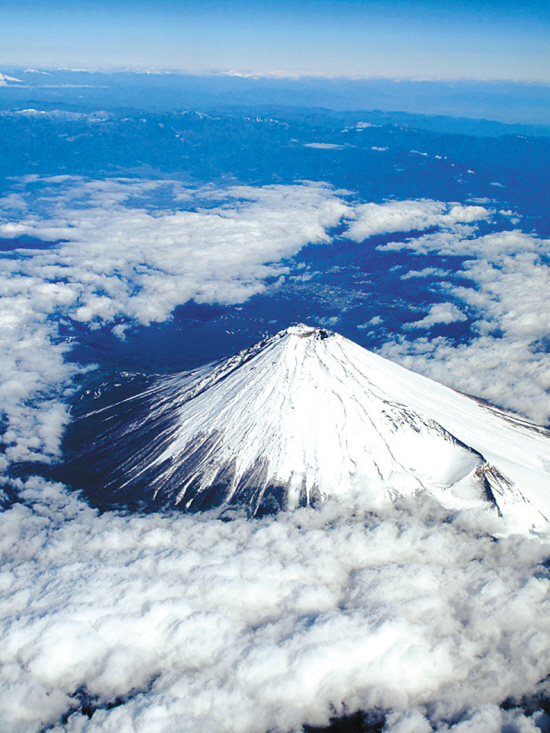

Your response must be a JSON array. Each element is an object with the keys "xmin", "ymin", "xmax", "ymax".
[{"xmin": 96, "ymin": 325, "xmax": 550, "ymax": 532}]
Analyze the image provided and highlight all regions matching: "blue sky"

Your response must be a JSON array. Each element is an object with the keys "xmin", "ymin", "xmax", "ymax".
[{"xmin": 1, "ymin": 0, "xmax": 549, "ymax": 82}]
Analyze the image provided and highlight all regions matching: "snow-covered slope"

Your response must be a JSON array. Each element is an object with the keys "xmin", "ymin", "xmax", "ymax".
[{"xmin": 95, "ymin": 325, "xmax": 550, "ymax": 529}]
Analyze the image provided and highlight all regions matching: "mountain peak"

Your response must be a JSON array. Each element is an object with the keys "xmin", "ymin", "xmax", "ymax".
[
  {"xmin": 283, "ymin": 324, "xmax": 333, "ymax": 339},
  {"xmin": 73, "ymin": 327, "xmax": 550, "ymax": 530}
]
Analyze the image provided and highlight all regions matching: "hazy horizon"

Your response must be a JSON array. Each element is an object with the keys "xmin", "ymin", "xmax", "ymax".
[
  {"xmin": 2, "ymin": 0, "xmax": 549, "ymax": 82},
  {"xmin": 5, "ymin": 67, "xmax": 550, "ymax": 82}
]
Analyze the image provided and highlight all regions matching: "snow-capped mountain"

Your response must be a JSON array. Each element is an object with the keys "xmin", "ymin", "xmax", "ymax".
[
  {"xmin": 0, "ymin": 73, "xmax": 23, "ymax": 85},
  {"xmin": 85, "ymin": 325, "xmax": 550, "ymax": 530}
]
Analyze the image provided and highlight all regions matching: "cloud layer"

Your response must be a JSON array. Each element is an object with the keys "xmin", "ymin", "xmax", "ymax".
[
  {"xmin": 2, "ymin": 481, "xmax": 550, "ymax": 733},
  {"xmin": 2, "ymin": 180, "xmax": 550, "ymax": 732},
  {"xmin": 346, "ymin": 200, "xmax": 490, "ymax": 242},
  {"xmin": 1, "ymin": 177, "xmax": 349, "ymax": 326}
]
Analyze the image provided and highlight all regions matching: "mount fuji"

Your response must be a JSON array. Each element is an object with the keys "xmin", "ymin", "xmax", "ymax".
[{"xmin": 72, "ymin": 325, "xmax": 550, "ymax": 531}]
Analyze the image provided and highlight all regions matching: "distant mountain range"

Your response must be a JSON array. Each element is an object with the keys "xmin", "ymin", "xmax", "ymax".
[{"xmin": 1, "ymin": 69, "xmax": 550, "ymax": 130}]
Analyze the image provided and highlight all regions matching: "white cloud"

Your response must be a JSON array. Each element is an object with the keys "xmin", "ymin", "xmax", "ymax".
[
  {"xmin": 0, "ymin": 178, "xmax": 350, "ymax": 327},
  {"xmin": 0, "ymin": 193, "xmax": 27, "ymax": 212},
  {"xmin": 2, "ymin": 480, "xmax": 550, "ymax": 733},
  {"xmin": 403, "ymin": 303, "xmax": 468, "ymax": 330},
  {"xmin": 317, "ymin": 315, "xmax": 340, "ymax": 326},
  {"xmin": 379, "ymin": 228, "xmax": 546, "ymax": 259},
  {"xmin": 304, "ymin": 143, "xmax": 345, "ymax": 149},
  {"xmin": 0, "ymin": 276, "xmax": 78, "ymax": 467},
  {"xmin": 346, "ymin": 200, "xmax": 490, "ymax": 242},
  {"xmin": 376, "ymin": 228, "xmax": 550, "ymax": 424},
  {"xmin": 401, "ymin": 267, "xmax": 450, "ymax": 280},
  {"xmin": 0, "ymin": 177, "xmax": 350, "ymax": 467},
  {"xmin": 357, "ymin": 315, "xmax": 383, "ymax": 329}
]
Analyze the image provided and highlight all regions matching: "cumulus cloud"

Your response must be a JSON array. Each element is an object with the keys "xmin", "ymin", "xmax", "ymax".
[
  {"xmin": 357, "ymin": 315, "xmax": 383, "ymax": 329},
  {"xmin": 334, "ymin": 199, "xmax": 550, "ymax": 423},
  {"xmin": 2, "ymin": 479, "xmax": 550, "ymax": 733},
  {"xmin": 401, "ymin": 267, "xmax": 450, "ymax": 280},
  {"xmin": 0, "ymin": 275, "xmax": 77, "ymax": 467},
  {"xmin": 0, "ymin": 177, "xmax": 350, "ymax": 327},
  {"xmin": 0, "ymin": 177, "xmax": 350, "ymax": 466},
  {"xmin": 346, "ymin": 200, "xmax": 490, "ymax": 243},
  {"xmin": 403, "ymin": 303, "xmax": 468, "ymax": 330},
  {"xmin": 376, "ymin": 227, "xmax": 550, "ymax": 424}
]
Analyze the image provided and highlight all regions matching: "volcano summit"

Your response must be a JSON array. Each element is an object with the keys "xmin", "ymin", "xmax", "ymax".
[{"xmin": 70, "ymin": 325, "xmax": 550, "ymax": 530}]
